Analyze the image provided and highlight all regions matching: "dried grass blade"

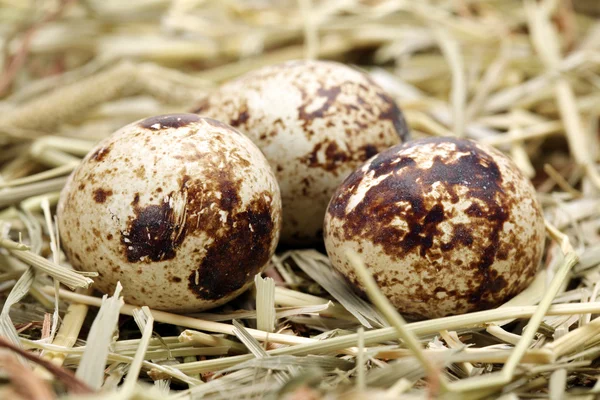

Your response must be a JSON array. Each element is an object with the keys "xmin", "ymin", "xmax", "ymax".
[
  {"xmin": 38, "ymin": 289, "xmax": 90, "ymax": 369},
  {"xmin": 356, "ymin": 326, "xmax": 366, "ymax": 391},
  {"xmin": 222, "ymin": 355, "xmax": 354, "ymax": 373},
  {"xmin": 193, "ymin": 303, "xmax": 330, "ymax": 322},
  {"xmin": 549, "ymin": 368, "xmax": 567, "ymax": 400},
  {"xmin": 255, "ymin": 274, "xmax": 275, "ymax": 333},
  {"xmin": 231, "ymin": 319, "xmax": 291, "ymax": 386},
  {"xmin": 5, "ymin": 238, "xmax": 93, "ymax": 289},
  {"xmin": 178, "ymin": 329, "xmax": 247, "ymax": 354},
  {"xmin": 0, "ymin": 264, "xmax": 35, "ymax": 364},
  {"xmin": 121, "ymin": 307, "xmax": 154, "ymax": 395},
  {"xmin": 154, "ymin": 379, "xmax": 170, "ymax": 396},
  {"xmin": 544, "ymin": 315, "xmax": 600, "ymax": 358},
  {"xmin": 187, "ymin": 369, "xmax": 270, "ymax": 399},
  {"xmin": 299, "ymin": 0, "xmax": 318, "ymax": 60},
  {"xmin": 40, "ymin": 198, "xmax": 60, "ymax": 342},
  {"xmin": 0, "ymin": 163, "xmax": 77, "ymax": 189},
  {"xmin": 291, "ymin": 250, "xmax": 386, "ymax": 328},
  {"xmin": 465, "ymin": 42, "xmax": 509, "ymax": 121},
  {"xmin": 0, "ymin": 61, "xmax": 138, "ymax": 134},
  {"xmin": 0, "ymin": 177, "xmax": 67, "ymax": 207},
  {"xmin": 274, "ymin": 286, "xmax": 356, "ymax": 321},
  {"xmin": 430, "ymin": 25, "xmax": 465, "ymax": 136},
  {"xmin": 76, "ymin": 282, "xmax": 124, "ymax": 390}
]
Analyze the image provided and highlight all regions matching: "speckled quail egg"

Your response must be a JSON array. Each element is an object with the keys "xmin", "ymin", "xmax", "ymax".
[
  {"xmin": 57, "ymin": 114, "xmax": 282, "ymax": 312},
  {"xmin": 192, "ymin": 60, "xmax": 409, "ymax": 245},
  {"xmin": 324, "ymin": 137, "xmax": 545, "ymax": 319}
]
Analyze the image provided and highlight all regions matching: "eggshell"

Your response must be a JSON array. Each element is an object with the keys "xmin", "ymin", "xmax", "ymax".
[
  {"xmin": 57, "ymin": 114, "xmax": 282, "ymax": 312},
  {"xmin": 324, "ymin": 137, "xmax": 545, "ymax": 319},
  {"xmin": 193, "ymin": 60, "xmax": 409, "ymax": 245}
]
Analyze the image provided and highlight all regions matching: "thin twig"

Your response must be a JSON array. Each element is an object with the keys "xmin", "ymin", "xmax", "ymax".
[{"xmin": 0, "ymin": 336, "xmax": 93, "ymax": 394}]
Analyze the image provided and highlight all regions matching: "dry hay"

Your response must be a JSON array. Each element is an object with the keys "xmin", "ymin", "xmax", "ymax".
[{"xmin": 1, "ymin": 0, "xmax": 600, "ymax": 399}]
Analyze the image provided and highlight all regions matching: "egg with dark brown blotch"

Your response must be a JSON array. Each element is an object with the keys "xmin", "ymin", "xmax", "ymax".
[
  {"xmin": 193, "ymin": 60, "xmax": 409, "ymax": 245},
  {"xmin": 324, "ymin": 137, "xmax": 545, "ymax": 319},
  {"xmin": 57, "ymin": 114, "xmax": 282, "ymax": 312}
]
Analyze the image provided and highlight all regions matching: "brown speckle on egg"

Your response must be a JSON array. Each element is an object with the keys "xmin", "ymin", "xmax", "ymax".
[
  {"xmin": 324, "ymin": 137, "xmax": 545, "ymax": 319},
  {"xmin": 93, "ymin": 188, "xmax": 113, "ymax": 203},
  {"xmin": 58, "ymin": 114, "xmax": 282, "ymax": 312},
  {"xmin": 91, "ymin": 145, "xmax": 111, "ymax": 162},
  {"xmin": 193, "ymin": 60, "xmax": 409, "ymax": 245}
]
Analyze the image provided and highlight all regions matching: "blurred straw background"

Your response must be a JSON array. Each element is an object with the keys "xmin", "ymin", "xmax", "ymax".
[{"xmin": 1, "ymin": 0, "xmax": 600, "ymax": 399}]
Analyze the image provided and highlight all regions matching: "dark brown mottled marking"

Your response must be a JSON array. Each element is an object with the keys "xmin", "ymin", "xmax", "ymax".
[
  {"xmin": 465, "ymin": 203, "xmax": 485, "ymax": 217},
  {"xmin": 139, "ymin": 113, "xmax": 200, "ymax": 130},
  {"xmin": 360, "ymin": 144, "xmax": 379, "ymax": 161},
  {"xmin": 215, "ymin": 172, "xmax": 241, "ymax": 211},
  {"xmin": 229, "ymin": 106, "xmax": 249, "ymax": 127},
  {"xmin": 302, "ymin": 141, "xmax": 385, "ymax": 173},
  {"xmin": 328, "ymin": 137, "xmax": 512, "ymax": 310},
  {"xmin": 65, "ymin": 250, "xmax": 79, "ymax": 267},
  {"xmin": 107, "ymin": 234, "xmax": 113, "ymax": 240},
  {"xmin": 183, "ymin": 170, "xmax": 241, "ymax": 213},
  {"xmin": 171, "ymin": 276, "xmax": 182, "ymax": 283},
  {"xmin": 178, "ymin": 160, "xmax": 274, "ymax": 300},
  {"xmin": 93, "ymin": 188, "xmax": 113, "ymax": 203},
  {"xmin": 441, "ymin": 224, "xmax": 474, "ymax": 251},
  {"xmin": 188, "ymin": 192, "xmax": 274, "ymax": 300},
  {"xmin": 91, "ymin": 145, "xmax": 111, "ymax": 162},
  {"xmin": 302, "ymin": 141, "xmax": 350, "ymax": 172},
  {"xmin": 78, "ymin": 183, "xmax": 86, "ymax": 191},
  {"xmin": 497, "ymin": 247, "xmax": 509, "ymax": 260},
  {"xmin": 298, "ymin": 86, "xmax": 342, "ymax": 125},
  {"xmin": 121, "ymin": 194, "xmax": 186, "ymax": 262}
]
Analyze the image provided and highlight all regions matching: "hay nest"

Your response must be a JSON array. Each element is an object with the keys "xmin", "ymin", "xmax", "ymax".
[{"xmin": 1, "ymin": 0, "xmax": 600, "ymax": 399}]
